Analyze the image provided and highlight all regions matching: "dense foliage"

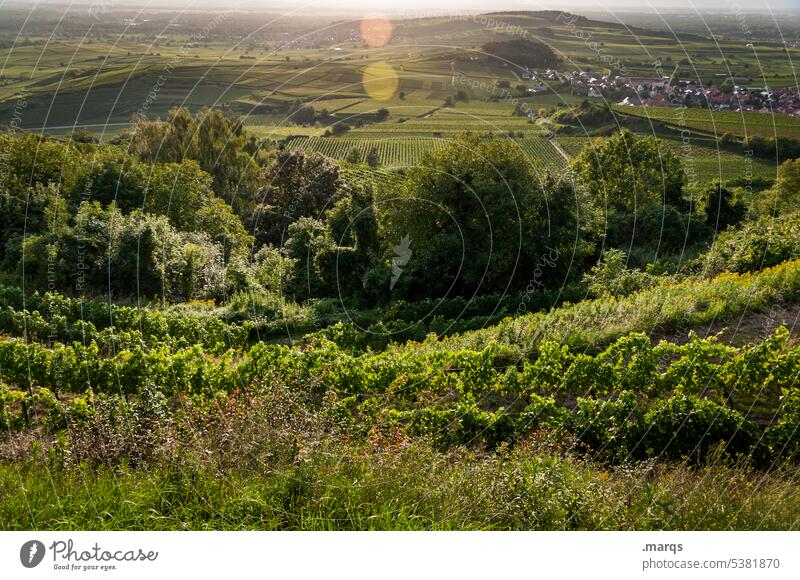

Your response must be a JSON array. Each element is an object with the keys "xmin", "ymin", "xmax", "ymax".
[{"xmin": 481, "ymin": 38, "xmax": 559, "ymax": 69}]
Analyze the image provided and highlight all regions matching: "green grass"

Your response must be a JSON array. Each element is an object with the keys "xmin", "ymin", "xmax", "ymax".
[
  {"xmin": 396, "ymin": 259, "xmax": 800, "ymax": 358},
  {"xmin": 2, "ymin": 442, "xmax": 797, "ymax": 530}
]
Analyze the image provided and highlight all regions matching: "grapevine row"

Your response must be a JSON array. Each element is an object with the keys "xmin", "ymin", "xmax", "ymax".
[{"xmin": 1, "ymin": 329, "xmax": 797, "ymax": 463}]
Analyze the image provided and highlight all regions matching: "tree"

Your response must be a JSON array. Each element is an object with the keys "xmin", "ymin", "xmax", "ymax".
[
  {"xmin": 720, "ymin": 78, "xmax": 735, "ymax": 94},
  {"xmin": 70, "ymin": 128, "xmax": 98, "ymax": 143},
  {"xmin": 283, "ymin": 217, "xmax": 334, "ymax": 300},
  {"xmin": 0, "ymin": 135, "xmax": 83, "ymax": 249},
  {"xmin": 143, "ymin": 160, "xmax": 212, "ymax": 231},
  {"xmin": 379, "ymin": 133, "xmax": 586, "ymax": 299},
  {"xmin": 366, "ymin": 146, "xmax": 380, "ymax": 168},
  {"xmin": 345, "ymin": 147, "xmax": 363, "ymax": 164},
  {"xmin": 759, "ymin": 158, "xmax": 800, "ymax": 215},
  {"xmin": 128, "ymin": 108, "xmax": 265, "ymax": 218},
  {"xmin": 702, "ymin": 179, "xmax": 746, "ymax": 230},
  {"xmin": 571, "ymin": 130, "xmax": 687, "ymax": 213},
  {"xmin": 291, "ymin": 104, "xmax": 318, "ymax": 126},
  {"xmin": 250, "ymin": 150, "xmax": 342, "ymax": 246}
]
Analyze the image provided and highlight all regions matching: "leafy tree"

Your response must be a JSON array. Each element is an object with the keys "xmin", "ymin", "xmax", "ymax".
[
  {"xmin": 379, "ymin": 133, "xmax": 586, "ymax": 298},
  {"xmin": 194, "ymin": 196, "xmax": 252, "ymax": 259},
  {"xmin": 758, "ymin": 158, "xmax": 800, "ymax": 215},
  {"xmin": 571, "ymin": 129, "xmax": 687, "ymax": 212},
  {"xmin": 551, "ymin": 100, "xmax": 615, "ymax": 127},
  {"xmin": 366, "ymin": 146, "xmax": 379, "ymax": 168},
  {"xmin": 70, "ymin": 128, "xmax": 98, "ymax": 144},
  {"xmin": 701, "ymin": 179, "xmax": 746, "ymax": 230},
  {"xmin": 607, "ymin": 203, "xmax": 711, "ymax": 261},
  {"xmin": 128, "ymin": 108, "xmax": 265, "ymax": 217},
  {"xmin": 76, "ymin": 146, "xmax": 151, "ymax": 211},
  {"xmin": 345, "ymin": 147, "xmax": 363, "ymax": 164},
  {"xmin": 250, "ymin": 150, "xmax": 342, "ymax": 246},
  {"xmin": 291, "ymin": 104, "xmax": 318, "ymax": 126},
  {"xmin": 143, "ymin": 160, "xmax": 213, "ymax": 231},
  {"xmin": 283, "ymin": 217, "xmax": 335, "ymax": 300},
  {"xmin": 0, "ymin": 134, "xmax": 83, "ymax": 252},
  {"xmin": 720, "ymin": 78, "xmax": 735, "ymax": 94},
  {"xmin": 251, "ymin": 245, "xmax": 291, "ymax": 293}
]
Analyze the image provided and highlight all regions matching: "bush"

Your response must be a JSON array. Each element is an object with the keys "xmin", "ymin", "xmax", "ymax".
[
  {"xmin": 643, "ymin": 394, "xmax": 758, "ymax": 462},
  {"xmin": 698, "ymin": 211, "xmax": 800, "ymax": 277},
  {"xmin": 583, "ymin": 249, "xmax": 660, "ymax": 298}
]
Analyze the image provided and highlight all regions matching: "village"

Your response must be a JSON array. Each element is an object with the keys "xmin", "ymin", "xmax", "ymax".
[{"xmin": 519, "ymin": 68, "xmax": 800, "ymax": 116}]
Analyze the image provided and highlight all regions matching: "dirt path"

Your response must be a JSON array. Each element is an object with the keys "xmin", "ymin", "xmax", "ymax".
[{"xmin": 654, "ymin": 302, "xmax": 800, "ymax": 347}]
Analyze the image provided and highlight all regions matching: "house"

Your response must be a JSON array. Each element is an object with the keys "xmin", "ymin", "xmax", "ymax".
[
  {"xmin": 618, "ymin": 96, "xmax": 643, "ymax": 106},
  {"xmin": 621, "ymin": 76, "xmax": 668, "ymax": 89}
]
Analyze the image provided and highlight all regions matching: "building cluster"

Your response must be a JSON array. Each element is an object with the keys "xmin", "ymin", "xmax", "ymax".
[{"xmin": 519, "ymin": 67, "xmax": 800, "ymax": 116}]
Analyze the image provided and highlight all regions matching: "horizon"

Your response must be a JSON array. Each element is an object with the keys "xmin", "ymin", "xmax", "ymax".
[{"xmin": 3, "ymin": 0, "xmax": 800, "ymax": 15}]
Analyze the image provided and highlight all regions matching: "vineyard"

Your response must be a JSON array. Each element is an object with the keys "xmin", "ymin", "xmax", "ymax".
[
  {"xmin": 406, "ymin": 259, "xmax": 800, "ymax": 358},
  {"xmin": 284, "ymin": 136, "xmax": 450, "ymax": 168},
  {"xmin": 615, "ymin": 105, "xmax": 800, "ymax": 139},
  {"xmin": 2, "ymin": 322, "xmax": 799, "ymax": 461},
  {"xmin": 3, "ymin": 260, "xmax": 800, "ymax": 454},
  {"xmin": 556, "ymin": 135, "xmax": 778, "ymax": 183},
  {"xmin": 284, "ymin": 133, "xmax": 567, "ymax": 170},
  {"xmin": 2, "ymin": 268, "xmax": 800, "ymax": 529}
]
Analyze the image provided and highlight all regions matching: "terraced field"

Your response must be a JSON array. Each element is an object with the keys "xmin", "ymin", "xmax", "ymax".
[
  {"xmin": 283, "ymin": 135, "xmax": 449, "ymax": 167},
  {"xmin": 285, "ymin": 133, "xmax": 567, "ymax": 170},
  {"xmin": 615, "ymin": 105, "xmax": 800, "ymax": 139}
]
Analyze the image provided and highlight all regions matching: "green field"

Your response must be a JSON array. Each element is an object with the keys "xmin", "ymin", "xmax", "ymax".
[
  {"xmin": 616, "ymin": 105, "xmax": 800, "ymax": 139},
  {"xmin": 558, "ymin": 134, "xmax": 779, "ymax": 183},
  {"xmin": 284, "ymin": 132, "xmax": 566, "ymax": 170}
]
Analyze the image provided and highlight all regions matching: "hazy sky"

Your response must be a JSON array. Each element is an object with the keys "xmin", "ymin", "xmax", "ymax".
[
  {"xmin": 22, "ymin": 0, "xmax": 797, "ymax": 13},
  {"xmin": 239, "ymin": 0, "xmax": 800, "ymax": 13}
]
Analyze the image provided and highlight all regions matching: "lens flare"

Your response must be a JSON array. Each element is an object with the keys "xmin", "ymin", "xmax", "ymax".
[
  {"xmin": 362, "ymin": 61, "xmax": 399, "ymax": 101},
  {"xmin": 360, "ymin": 16, "xmax": 393, "ymax": 48}
]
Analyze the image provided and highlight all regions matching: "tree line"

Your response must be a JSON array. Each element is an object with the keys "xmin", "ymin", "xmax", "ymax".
[{"xmin": 3, "ymin": 107, "xmax": 800, "ymax": 308}]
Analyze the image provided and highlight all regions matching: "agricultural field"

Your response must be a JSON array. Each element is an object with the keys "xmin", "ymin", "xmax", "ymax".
[
  {"xmin": 557, "ymin": 134, "xmax": 780, "ymax": 183},
  {"xmin": 2, "ymin": 259, "xmax": 800, "ymax": 529},
  {"xmin": 284, "ymin": 132, "xmax": 566, "ymax": 170},
  {"xmin": 616, "ymin": 105, "xmax": 800, "ymax": 139}
]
